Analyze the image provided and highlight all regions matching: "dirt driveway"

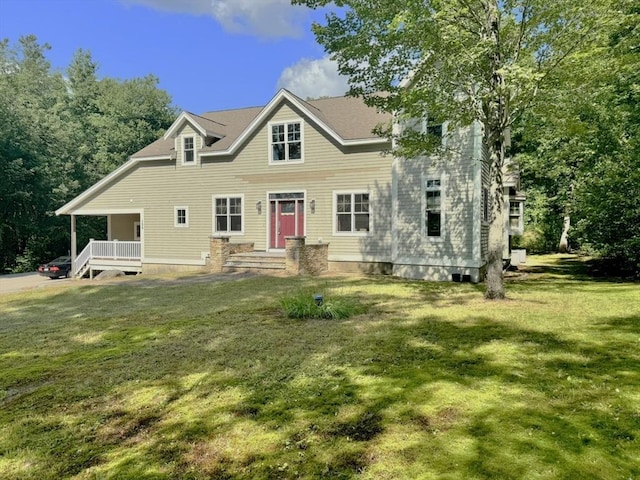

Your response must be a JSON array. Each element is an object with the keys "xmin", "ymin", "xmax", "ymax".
[{"xmin": 0, "ymin": 272, "xmax": 72, "ymax": 295}]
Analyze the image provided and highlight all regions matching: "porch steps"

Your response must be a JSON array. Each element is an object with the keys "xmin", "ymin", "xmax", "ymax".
[
  {"xmin": 76, "ymin": 263, "xmax": 90, "ymax": 279},
  {"xmin": 222, "ymin": 251, "xmax": 286, "ymax": 273}
]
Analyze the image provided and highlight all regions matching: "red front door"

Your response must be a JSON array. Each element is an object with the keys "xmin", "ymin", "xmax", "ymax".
[{"xmin": 270, "ymin": 198, "xmax": 304, "ymax": 249}]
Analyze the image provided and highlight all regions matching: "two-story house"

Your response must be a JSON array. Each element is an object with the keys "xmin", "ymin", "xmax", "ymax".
[{"xmin": 56, "ymin": 89, "xmax": 523, "ymax": 281}]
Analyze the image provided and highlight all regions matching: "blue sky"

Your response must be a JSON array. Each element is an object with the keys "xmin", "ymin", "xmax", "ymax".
[{"xmin": 0, "ymin": 0, "xmax": 349, "ymax": 113}]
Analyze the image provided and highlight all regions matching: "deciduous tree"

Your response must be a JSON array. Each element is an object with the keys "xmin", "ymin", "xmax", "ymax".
[
  {"xmin": 0, "ymin": 36, "xmax": 176, "ymax": 273},
  {"xmin": 294, "ymin": 0, "xmax": 615, "ymax": 297}
]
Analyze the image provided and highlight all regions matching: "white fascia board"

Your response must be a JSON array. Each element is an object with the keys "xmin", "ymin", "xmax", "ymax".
[
  {"xmin": 162, "ymin": 112, "xmax": 223, "ymax": 140},
  {"xmin": 200, "ymin": 89, "xmax": 386, "ymax": 157},
  {"xmin": 55, "ymin": 156, "xmax": 169, "ymax": 216},
  {"xmin": 163, "ymin": 112, "xmax": 205, "ymax": 139},
  {"xmin": 73, "ymin": 208, "xmax": 143, "ymax": 216},
  {"xmin": 342, "ymin": 137, "xmax": 389, "ymax": 146},
  {"xmin": 399, "ymin": 69, "xmax": 417, "ymax": 89}
]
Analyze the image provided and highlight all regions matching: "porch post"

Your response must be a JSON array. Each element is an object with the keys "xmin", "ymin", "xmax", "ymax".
[{"xmin": 70, "ymin": 214, "xmax": 77, "ymax": 275}]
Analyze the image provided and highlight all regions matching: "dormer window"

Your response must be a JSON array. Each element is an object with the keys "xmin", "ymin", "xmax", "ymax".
[
  {"xmin": 183, "ymin": 136, "xmax": 195, "ymax": 164},
  {"xmin": 270, "ymin": 121, "xmax": 302, "ymax": 163}
]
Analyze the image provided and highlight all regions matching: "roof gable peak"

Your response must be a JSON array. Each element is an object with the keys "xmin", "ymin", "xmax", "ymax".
[{"xmin": 163, "ymin": 112, "xmax": 224, "ymax": 140}]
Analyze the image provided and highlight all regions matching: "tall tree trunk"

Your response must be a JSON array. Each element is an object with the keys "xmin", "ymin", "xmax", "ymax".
[
  {"xmin": 484, "ymin": 1, "xmax": 507, "ymax": 300},
  {"xmin": 558, "ymin": 215, "xmax": 571, "ymax": 253},
  {"xmin": 485, "ymin": 140, "xmax": 506, "ymax": 299}
]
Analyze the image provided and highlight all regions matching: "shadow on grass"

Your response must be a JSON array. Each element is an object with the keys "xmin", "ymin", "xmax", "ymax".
[
  {"xmin": 0, "ymin": 267, "xmax": 638, "ymax": 479},
  {"xmin": 513, "ymin": 254, "xmax": 639, "ymax": 284}
]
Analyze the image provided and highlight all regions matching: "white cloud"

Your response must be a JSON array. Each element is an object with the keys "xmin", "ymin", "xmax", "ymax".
[
  {"xmin": 121, "ymin": 0, "xmax": 309, "ymax": 38},
  {"xmin": 277, "ymin": 56, "xmax": 349, "ymax": 99}
]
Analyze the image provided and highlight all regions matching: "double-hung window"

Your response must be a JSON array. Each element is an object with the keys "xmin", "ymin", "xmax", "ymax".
[
  {"xmin": 335, "ymin": 192, "xmax": 370, "ymax": 234},
  {"xmin": 183, "ymin": 136, "xmax": 195, "ymax": 164},
  {"xmin": 214, "ymin": 196, "xmax": 243, "ymax": 234},
  {"xmin": 270, "ymin": 121, "xmax": 302, "ymax": 162},
  {"xmin": 175, "ymin": 207, "xmax": 189, "ymax": 228},
  {"xmin": 404, "ymin": 116, "xmax": 443, "ymax": 144},
  {"xmin": 425, "ymin": 179, "xmax": 442, "ymax": 237},
  {"xmin": 509, "ymin": 201, "xmax": 521, "ymax": 229}
]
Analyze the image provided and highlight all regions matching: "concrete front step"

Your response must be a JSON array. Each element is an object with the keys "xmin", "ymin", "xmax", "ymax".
[
  {"xmin": 227, "ymin": 255, "xmax": 285, "ymax": 265},
  {"xmin": 223, "ymin": 261, "xmax": 285, "ymax": 269},
  {"xmin": 222, "ymin": 266, "xmax": 286, "ymax": 274},
  {"xmin": 222, "ymin": 251, "xmax": 286, "ymax": 273}
]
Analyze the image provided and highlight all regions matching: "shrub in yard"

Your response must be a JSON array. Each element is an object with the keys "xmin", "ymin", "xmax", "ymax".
[{"xmin": 280, "ymin": 289, "xmax": 364, "ymax": 319}]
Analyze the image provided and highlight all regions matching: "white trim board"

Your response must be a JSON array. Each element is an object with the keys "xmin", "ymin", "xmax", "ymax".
[
  {"xmin": 163, "ymin": 111, "xmax": 225, "ymax": 140},
  {"xmin": 143, "ymin": 257, "xmax": 207, "ymax": 266},
  {"xmin": 394, "ymin": 256, "xmax": 481, "ymax": 268}
]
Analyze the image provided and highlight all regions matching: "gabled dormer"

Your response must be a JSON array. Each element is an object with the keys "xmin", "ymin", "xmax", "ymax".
[{"xmin": 163, "ymin": 112, "xmax": 225, "ymax": 166}]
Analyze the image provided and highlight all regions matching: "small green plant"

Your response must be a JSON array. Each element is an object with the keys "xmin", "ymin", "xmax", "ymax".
[{"xmin": 280, "ymin": 289, "xmax": 364, "ymax": 319}]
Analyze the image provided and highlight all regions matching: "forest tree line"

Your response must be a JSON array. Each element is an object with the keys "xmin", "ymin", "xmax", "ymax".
[
  {"xmin": 512, "ymin": 2, "xmax": 638, "ymax": 275},
  {"xmin": 0, "ymin": 36, "xmax": 176, "ymax": 273}
]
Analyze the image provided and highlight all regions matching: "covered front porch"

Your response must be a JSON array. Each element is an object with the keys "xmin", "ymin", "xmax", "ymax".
[
  {"xmin": 69, "ymin": 211, "xmax": 143, "ymax": 278},
  {"xmin": 75, "ymin": 239, "xmax": 142, "ymax": 278}
]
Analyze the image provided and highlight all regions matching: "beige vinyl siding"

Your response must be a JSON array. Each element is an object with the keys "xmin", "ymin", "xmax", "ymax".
[
  {"xmin": 110, "ymin": 214, "xmax": 139, "ymax": 241},
  {"xmin": 394, "ymin": 125, "xmax": 477, "ymax": 264},
  {"xmin": 72, "ymin": 101, "xmax": 393, "ymax": 263}
]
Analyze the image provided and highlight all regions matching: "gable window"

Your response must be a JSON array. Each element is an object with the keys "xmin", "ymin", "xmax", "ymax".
[
  {"xmin": 175, "ymin": 206, "xmax": 189, "ymax": 228},
  {"xmin": 335, "ymin": 192, "xmax": 370, "ymax": 234},
  {"xmin": 270, "ymin": 121, "xmax": 302, "ymax": 163},
  {"xmin": 214, "ymin": 196, "xmax": 243, "ymax": 234},
  {"xmin": 183, "ymin": 136, "xmax": 195, "ymax": 164},
  {"xmin": 425, "ymin": 179, "xmax": 442, "ymax": 237}
]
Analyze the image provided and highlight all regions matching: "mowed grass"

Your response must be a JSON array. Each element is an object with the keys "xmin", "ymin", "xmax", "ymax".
[{"xmin": 0, "ymin": 256, "xmax": 638, "ymax": 479}]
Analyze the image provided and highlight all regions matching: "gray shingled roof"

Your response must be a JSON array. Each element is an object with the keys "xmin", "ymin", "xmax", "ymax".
[{"xmin": 131, "ymin": 92, "xmax": 391, "ymax": 159}]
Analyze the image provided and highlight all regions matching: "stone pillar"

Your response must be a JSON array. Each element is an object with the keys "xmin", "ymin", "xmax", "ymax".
[
  {"xmin": 301, "ymin": 243, "xmax": 329, "ymax": 275},
  {"xmin": 284, "ymin": 236, "xmax": 305, "ymax": 275},
  {"xmin": 209, "ymin": 236, "xmax": 230, "ymax": 273}
]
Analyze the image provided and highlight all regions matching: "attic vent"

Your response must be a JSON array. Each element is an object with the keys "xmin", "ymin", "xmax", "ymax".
[{"xmin": 205, "ymin": 136, "xmax": 221, "ymax": 147}]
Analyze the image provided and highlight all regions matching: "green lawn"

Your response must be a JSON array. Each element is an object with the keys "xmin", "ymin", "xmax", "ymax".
[{"xmin": 0, "ymin": 256, "xmax": 638, "ymax": 479}]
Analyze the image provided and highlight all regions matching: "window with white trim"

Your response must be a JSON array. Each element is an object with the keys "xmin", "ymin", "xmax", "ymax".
[
  {"xmin": 509, "ymin": 201, "xmax": 522, "ymax": 229},
  {"xmin": 270, "ymin": 121, "xmax": 302, "ymax": 162},
  {"xmin": 183, "ymin": 136, "xmax": 195, "ymax": 164},
  {"xmin": 214, "ymin": 196, "xmax": 243, "ymax": 233},
  {"xmin": 405, "ymin": 116, "xmax": 444, "ymax": 143},
  {"xmin": 425, "ymin": 179, "xmax": 442, "ymax": 237},
  {"xmin": 335, "ymin": 192, "xmax": 370, "ymax": 234},
  {"xmin": 175, "ymin": 207, "xmax": 189, "ymax": 228}
]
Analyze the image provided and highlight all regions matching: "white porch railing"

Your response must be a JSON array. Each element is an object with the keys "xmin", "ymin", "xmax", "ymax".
[{"xmin": 74, "ymin": 240, "xmax": 141, "ymax": 276}]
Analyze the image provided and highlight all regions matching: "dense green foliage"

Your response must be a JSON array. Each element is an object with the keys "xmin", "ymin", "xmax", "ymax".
[
  {"xmin": 1, "ymin": 259, "xmax": 639, "ymax": 478},
  {"xmin": 293, "ymin": 0, "xmax": 616, "ymax": 298},
  {"xmin": 0, "ymin": 36, "xmax": 177, "ymax": 273},
  {"xmin": 513, "ymin": 1, "xmax": 639, "ymax": 274}
]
